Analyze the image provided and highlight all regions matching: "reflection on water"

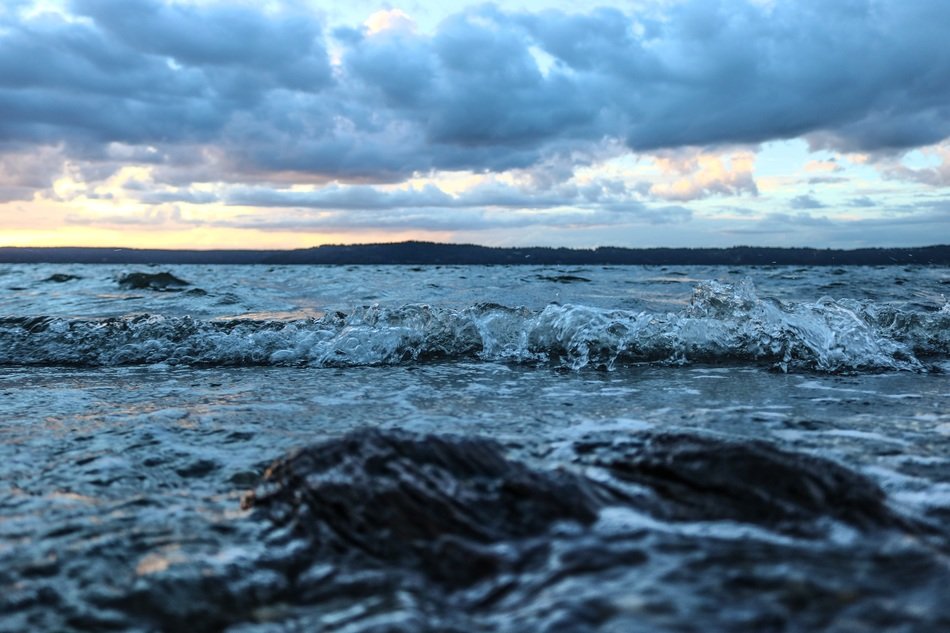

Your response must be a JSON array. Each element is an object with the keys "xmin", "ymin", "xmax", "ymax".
[{"xmin": 212, "ymin": 309, "xmax": 327, "ymax": 321}]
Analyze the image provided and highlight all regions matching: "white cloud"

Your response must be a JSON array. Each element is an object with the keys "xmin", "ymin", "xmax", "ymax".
[
  {"xmin": 363, "ymin": 8, "xmax": 415, "ymax": 35},
  {"xmin": 648, "ymin": 149, "xmax": 759, "ymax": 201}
]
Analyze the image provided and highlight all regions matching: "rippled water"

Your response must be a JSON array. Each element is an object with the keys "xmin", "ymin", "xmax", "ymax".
[{"xmin": 1, "ymin": 264, "xmax": 948, "ymax": 631}]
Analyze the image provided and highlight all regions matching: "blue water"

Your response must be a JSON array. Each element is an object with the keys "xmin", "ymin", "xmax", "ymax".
[{"xmin": 1, "ymin": 264, "xmax": 948, "ymax": 631}]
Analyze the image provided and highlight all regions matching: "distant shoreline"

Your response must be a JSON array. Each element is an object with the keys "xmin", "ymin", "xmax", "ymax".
[{"xmin": 1, "ymin": 242, "xmax": 948, "ymax": 266}]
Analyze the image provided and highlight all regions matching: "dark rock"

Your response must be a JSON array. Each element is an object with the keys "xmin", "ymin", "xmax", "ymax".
[
  {"xmin": 43, "ymin": 273, "xmax": 81, "ymax": 283},
  {"xmin": 536, "ymin": 275, "xmax": 592, "ymax": 283},
  {"xmin": 175, "ymin": 459, "xmax": 219, "ymax": 479},
  {"xmin": 6, "ymin": 428, "xmax": 944, "ymax": 633},
  {"xmin": 243, "ymin": 429, "xmax": 614, "ymax": 587},
  {"xmin": 116, "ymin": 272, "xmax": 190, "ymax": 291},
  {"xmin": 581, "ymin": 433, "xmax": 907, "ymax": 535}
]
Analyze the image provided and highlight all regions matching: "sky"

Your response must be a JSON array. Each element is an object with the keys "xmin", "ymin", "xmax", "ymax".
[{"xmin": 1, "ymin": 0, "xmax": 948, "ymax": 250}]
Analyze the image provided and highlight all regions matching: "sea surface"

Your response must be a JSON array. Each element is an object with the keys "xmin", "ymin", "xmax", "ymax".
[{"xmin": 1, "ymin": 263, "xmax": 949, "ymax": 632}]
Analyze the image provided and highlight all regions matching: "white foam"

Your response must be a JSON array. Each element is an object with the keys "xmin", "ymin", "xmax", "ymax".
[{"xmin": 0, "ymin": 279, "xmax": 943, "ymax": 372}]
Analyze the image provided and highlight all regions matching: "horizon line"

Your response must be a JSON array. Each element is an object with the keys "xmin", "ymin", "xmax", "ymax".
[{"xmin": 3, "ymin": 241, "xmax": 950, "ymax": 253}]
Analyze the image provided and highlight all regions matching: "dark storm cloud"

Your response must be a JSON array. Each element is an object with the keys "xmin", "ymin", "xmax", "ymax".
[
  {"xmin": 1, "ymin": 0, "xmax": 949, "ymax": 187},
  {"xmin": 0, "ymin": 0, "xmax": 331, "ymax": 149},
  {"xmin": 0, "ymin": 16, "xmax": 217, "ymax": 146},
  {"xmin": 515, "ymin": 1, "xmax": 950, "ymax": 152},
  {"xmin": 73, "ymin": 0, "xmax": 328, "ymax": 78}
]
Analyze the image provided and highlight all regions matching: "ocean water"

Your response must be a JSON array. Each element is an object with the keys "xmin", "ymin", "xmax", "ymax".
[{"xmin": 1, "ymin": 263, "xmax": 948, "ymax": 632}]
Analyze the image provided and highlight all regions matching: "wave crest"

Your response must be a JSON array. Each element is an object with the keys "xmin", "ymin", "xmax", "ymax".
[{"xmin": 1, "ymin": 280, "xmax": 945, "ymax": 372}]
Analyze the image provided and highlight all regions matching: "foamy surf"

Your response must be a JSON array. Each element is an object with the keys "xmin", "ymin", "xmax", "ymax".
[{"xmin": 1, "ymin": 280, "xmax": 945, "ymax": 372}]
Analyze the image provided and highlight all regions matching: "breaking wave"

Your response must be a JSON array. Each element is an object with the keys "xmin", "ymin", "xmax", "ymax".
[{"xmin": 1, "ymin": 279, "xmax": 947, "ymax": 372}]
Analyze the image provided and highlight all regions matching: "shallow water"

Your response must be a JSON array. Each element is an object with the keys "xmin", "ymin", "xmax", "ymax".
[{"xmin": 1, "ymin": 264, "xmax": 949, "ymax": 631}]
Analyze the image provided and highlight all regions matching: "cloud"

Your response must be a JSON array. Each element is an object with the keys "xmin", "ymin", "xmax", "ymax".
[
  {"xmin": 137, "ymin": 189, "xmax": 220, "ymax": 205},
  {"xmin": 807, "ymin": 176, "xmax": 849, "ymax": 185},
  {"xmin": 0, "ymin": 145, "xmax": 68, "ymax": 201},
  {"xmin": 223, "ymin": 184, "xmax": 456, "ymax": 210},
  {"xmin": 804, "ymin": 159, "xmax": 842, "ymax": 173},
  {"xmin": 117, "ymin": 174, "xmax": 693, "ymax": 233},
  {"xmin": 0, "ymin": 0, "xmax": 948, "ymax": 196},
  {"xmin": 0, "ymin": 0, "xmax": 331, "ymax": 152},
  {"xmin": 133, "ymin": 176, "xmax": 692, "ymax": 229},
  {"xmin": 648, "ymin": 149, "xmax": 758, "ymax": 201},
  {"xmin": 179, "ymin": 201, "xmax": 691, "ymax": 233},
  {"xmin": 723, "ymin": 196, "xmax": 949, "ymax": 241},
  {"xmin": 764, "ymin": 212, "xmax": 835, "ymax": 227},
  {"xmin": 363, "ymin": 9, "xmax": 416, "ymax": 36},
  {"xmin": 72, "ymin": 0, "xmax": 331, "ymax": 90},
  {"xmin": 719, "ymin": 207, "xmax": 950, "ymax": 246},
  {"xmin": 65, "ymin": 205, "xmax": 183, "ymax": 226},
  {"xmin": 789, "ymin": 194, "xmax": 825, "ymax": 210},
  {"xmin": 878, "ymin": 143, "xmax": 950, "ymax": 186},
  {"xmin": 191, "ymin": 208, "xmax": 577, "ymax": 233}
]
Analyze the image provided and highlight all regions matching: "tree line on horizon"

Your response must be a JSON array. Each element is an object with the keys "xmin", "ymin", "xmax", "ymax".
[{"xmin": 1, "ymin": 242, "xmax": 948, "ymax": 266}]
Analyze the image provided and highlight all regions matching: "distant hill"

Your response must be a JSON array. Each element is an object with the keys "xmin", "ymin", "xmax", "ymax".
[{"xmin": 1, "ymin": 242, "xmax": 948, "ymax": 265}]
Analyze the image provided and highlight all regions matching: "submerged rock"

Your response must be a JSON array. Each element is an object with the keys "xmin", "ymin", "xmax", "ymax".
[
  {"xmin": 243, "ymin": 429, "xmax": 614, "ymax": 587},
  {"xmin": 235, "ymin": 429, "xmax": 945, "ymax": 632},
  {"xmin": 42, "ymin": 273, "xmax": 81, "ymax": 283},
  {"xmin": 536, "ymin": 274, "xmax": 592, "ymax": 283},
  {"xmin": 117, "ymin": 272, "xmax": 191, "ymax": 291},
  {"xmin": 577, "ymin": 432, "xmax": 912, "ymax": 536}
]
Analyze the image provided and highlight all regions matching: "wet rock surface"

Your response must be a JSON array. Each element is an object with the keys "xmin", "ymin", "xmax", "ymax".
[
  {"xmin": 243, "ymin": 430, "xmax": 617, "ymax": 588},
  {"xmin": 575, "ymin": 432, "xmax": 923, "ymax": 537},
  {"xmin": 117, "ymin": 271, "xmax": 191, "ymax": 291},
  {"xmin": 42, "ymin": 273, "xmax": 82, "ymax": 283},
  {"xmin": 227, "ymin": 430, "xmax": 949, "ymax": 632},
  {"xmin": 536, "ymin": 274, "xmax": 592, "ymax": 283}
]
